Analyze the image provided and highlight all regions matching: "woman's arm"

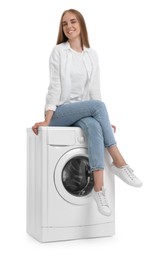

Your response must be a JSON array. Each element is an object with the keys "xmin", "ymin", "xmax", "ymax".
[
  {"xmin": 89, "ymin": 50, "xmax": 102, "ymax": 100},
  {"xmin": 45, "ymin": 110, "xmax": 54, "ymax": 124},
  {"xmin": 89, "ymin": 50, "xmax": 116, "ymax": 133},
  {"xmin": 32, "ymin": 110, "xmax": 54, "ymax": 135},
  {"xmin": 32, "ymin": 46, "xmax": 61, "ymax": 135},
  {"xmin": 45, "ymin": 47, "xmax": 61, "ymax": 112}
]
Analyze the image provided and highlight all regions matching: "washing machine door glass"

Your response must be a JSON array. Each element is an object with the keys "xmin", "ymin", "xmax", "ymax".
[{"xmin": 62, "ymin": 156, "xmax": 94, "ymax": 197}]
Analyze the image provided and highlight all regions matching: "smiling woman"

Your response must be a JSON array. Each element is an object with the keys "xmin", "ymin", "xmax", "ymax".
[
  {"xmin": 57, "ymin": 9, "xmax": 90, "ymax": 50},
  {"xmin": 62, "ymin": 13, "xmax": 81, "ymax": 51},
  {"xmin": 32, "ymin": 8, "xmax": 143, "ymax": 217}
]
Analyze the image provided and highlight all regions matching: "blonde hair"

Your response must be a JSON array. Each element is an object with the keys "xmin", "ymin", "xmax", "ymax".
[{"xmin": 57, "ymin": 9, "xmax": 90, "ymax": 48}]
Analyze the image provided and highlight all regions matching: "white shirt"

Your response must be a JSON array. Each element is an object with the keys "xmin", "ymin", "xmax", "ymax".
[
  {"xmin": 68, "ymin": 48, "xmax": 88, "ymax": 103},
  {"xmin": 45, "ymin": 41, "xmax": 101, "ymax": 112}
]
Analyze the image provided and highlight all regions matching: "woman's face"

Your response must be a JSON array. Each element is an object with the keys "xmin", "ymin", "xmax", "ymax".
[{"xmin": 62, "ymin": 12, "xmax": 81, "ymax": 41}]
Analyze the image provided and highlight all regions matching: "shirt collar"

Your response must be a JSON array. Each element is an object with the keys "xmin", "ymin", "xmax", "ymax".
[{"xmin": 64, "ymin": 41, "xmax": 89, "ymax": 53}]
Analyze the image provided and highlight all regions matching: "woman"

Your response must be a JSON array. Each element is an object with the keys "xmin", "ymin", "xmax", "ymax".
[{"xmin": 32, "ymin": 9, "xmax": 142, "ymax": 216}]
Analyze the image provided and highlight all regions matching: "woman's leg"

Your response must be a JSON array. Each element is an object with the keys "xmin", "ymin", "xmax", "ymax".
[
  {"xmin": 73, "ymin": 117, "xmax": 104, "ymax": 191},
  {"xmin": 50, "ymin": 100, "xmax": 116, "ymax": 144},
  {"xmin": 50, "ymin": 100, "xmax": 126, "ymax": 166},
  {"xmin": 93, "ymin": 170, "xmax": 104, "ymax": 192},
  {"xmin": 107, "ymin": 146, "xmax": 127, "ymax": 167},
  {"xmin": 49, "ymin": 100, "xmax": 142, "ymax": 187},
  {"xmin": 73, "ymin": 117, "xmax": 111, "ymax": 216}
]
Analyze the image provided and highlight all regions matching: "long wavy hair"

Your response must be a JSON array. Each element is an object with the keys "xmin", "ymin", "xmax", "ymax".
[{"xmin": 56, "ymin": 9, "xmax": 90, "ymax": 48}]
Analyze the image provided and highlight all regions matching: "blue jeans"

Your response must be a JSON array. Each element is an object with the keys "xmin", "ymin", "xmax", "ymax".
[{"xmin": 49, "ymin": 100, "xmax": 117, "ymax": 172}]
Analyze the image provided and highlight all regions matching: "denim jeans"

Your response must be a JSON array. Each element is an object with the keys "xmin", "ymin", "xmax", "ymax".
[{"xmin": 49, "ymin": 100, "xmax": 117, "ymax": 172}]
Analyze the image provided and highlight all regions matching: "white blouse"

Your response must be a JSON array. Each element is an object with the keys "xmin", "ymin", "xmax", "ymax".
[
  {"xmin": 68, "ymin": 48, "xmax": 88, "ymax": 103},
  {"xmin": 45, "ymin": 41, "xmax": 101, "ymax": 112}
]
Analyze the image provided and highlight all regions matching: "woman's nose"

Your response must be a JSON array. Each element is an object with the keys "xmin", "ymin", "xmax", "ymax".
[{"xmin": 67, "ymin": 23, "xmax": 72, "ymax": 29}]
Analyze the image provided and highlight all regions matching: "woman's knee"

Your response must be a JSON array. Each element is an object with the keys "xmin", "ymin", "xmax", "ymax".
[
  {"xmin": 91, "ymin": 99, "xmax": 105, "ymax": 106},
  {"xmin": 90, "ymin": 100, "xmax": 106, "ymax": 111}
]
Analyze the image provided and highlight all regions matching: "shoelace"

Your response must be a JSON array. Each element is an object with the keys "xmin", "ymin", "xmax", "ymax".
[
  {"xmin": 123, "ymin": 165, "xmax": 137, "ymax": 181},
  {"xmin": 97, "ymin": 189, "xmax": 109, "ymax": 207}
]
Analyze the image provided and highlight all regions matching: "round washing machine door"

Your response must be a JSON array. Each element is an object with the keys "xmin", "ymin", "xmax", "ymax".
[{"xmin": 54, "ymin": 148, "xmax": 94, "ymax": 205}]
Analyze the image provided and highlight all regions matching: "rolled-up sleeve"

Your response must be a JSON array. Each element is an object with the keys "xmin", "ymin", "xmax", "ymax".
[{"xmin": 45, "ymin": 47, "xmax": 61, "ymax": 112}]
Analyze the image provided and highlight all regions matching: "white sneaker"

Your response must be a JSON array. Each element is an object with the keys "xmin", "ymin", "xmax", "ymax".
[
  {"xmin": 111, "ymin": 163, "xmax": 143, "ymax": 187},
  {"xmin": 92, "ymin": 186, "xmax": 112, "ymax": 216}
]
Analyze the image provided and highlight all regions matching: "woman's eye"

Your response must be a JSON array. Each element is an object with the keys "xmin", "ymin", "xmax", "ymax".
[{"xmin": 62, "ymin": 20, "xmax": 77, "ymax": 27}]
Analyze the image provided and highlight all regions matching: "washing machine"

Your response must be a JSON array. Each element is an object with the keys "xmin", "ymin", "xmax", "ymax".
[{"xmin": 26, "ymin": 126, "xmax": 115, "ymax": 242}]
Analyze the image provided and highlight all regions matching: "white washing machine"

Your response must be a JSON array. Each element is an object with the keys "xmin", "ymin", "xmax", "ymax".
[{"xmin": 27, "ymin": 126, "xmax": 115, "ymax": 242}]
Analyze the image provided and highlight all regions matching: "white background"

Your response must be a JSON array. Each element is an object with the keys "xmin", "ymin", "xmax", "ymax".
[{"xmin": 0, "ymin": 0, "xmax": 167, "ymax": 259}]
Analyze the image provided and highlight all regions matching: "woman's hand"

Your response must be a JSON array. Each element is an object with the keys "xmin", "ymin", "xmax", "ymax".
[
  {"xmin": 32, "ymin": 121, "xmax": 49, "ymax": 135},
  {"xmin": 112, "ymin": 124, "xmax": 116, "ymax": 133},
  {"xmin": 32, "ymin": 110, "xmax": 54, "ymax": 135}
]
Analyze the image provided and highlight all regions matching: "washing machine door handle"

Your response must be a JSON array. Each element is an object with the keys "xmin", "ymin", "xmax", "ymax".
[{"xmin": 78, "ymin": 176, "xmax": 92, "ymax": 196}]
